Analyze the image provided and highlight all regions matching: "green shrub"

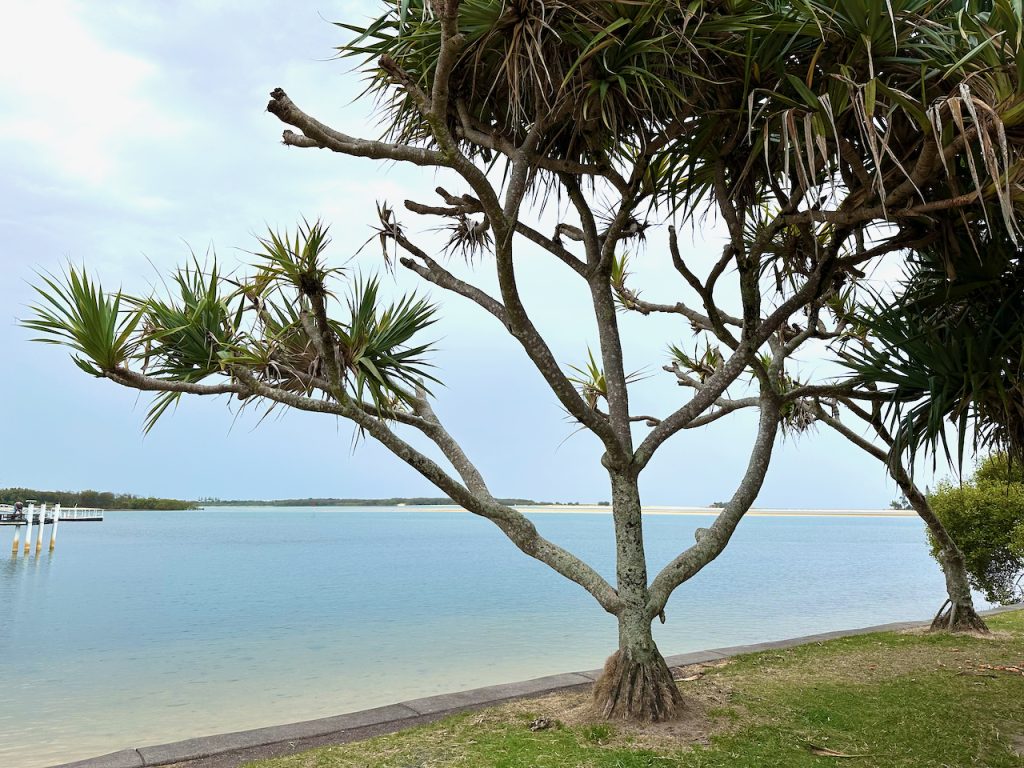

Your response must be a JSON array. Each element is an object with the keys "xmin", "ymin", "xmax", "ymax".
[
  {"xmin": 928, "ymin": 455, "xmax": 1024, "ymax": 604},
  {"xmin": 974, "ymin": 453, "xmax": 1024, "ymax": 485}
]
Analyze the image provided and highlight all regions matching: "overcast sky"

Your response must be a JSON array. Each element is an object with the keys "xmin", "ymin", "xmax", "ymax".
[{"xmin": 0, "ymin": 0, "xmax": 936, "ymax": 507}]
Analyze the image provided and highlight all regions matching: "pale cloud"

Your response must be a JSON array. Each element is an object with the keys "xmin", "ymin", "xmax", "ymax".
[
  {"xmin": 0, "ymin": 0, "xmax": 188, "ymax": 186},
  {"xmin": 0, "ymin": 2, "xmax": 915, "ymax": 508},
  {"xmin": 312, "ymin": 177, "xmax": 420, "ymax": 225}
]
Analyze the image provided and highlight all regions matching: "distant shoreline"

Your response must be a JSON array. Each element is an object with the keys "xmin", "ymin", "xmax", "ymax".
[
  {"xmin": 194, "ymin": 503, "xmax": 916, "ymax": 518},
  {"xmin": 524, "ymin": 505, "xmax": 915, "ymax": 517},
  {"xmin": 459, "ymin": 504, "xmax": 912, "ymax": 518}
]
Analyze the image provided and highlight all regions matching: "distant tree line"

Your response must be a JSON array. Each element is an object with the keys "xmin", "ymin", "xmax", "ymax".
[
  {"xmin": 199, "ymin": 496, "xmax": 541, "ymax": 507},
  {"xmin": 0, "ymin": 488, "xmax": 198, "ymax": 510}
]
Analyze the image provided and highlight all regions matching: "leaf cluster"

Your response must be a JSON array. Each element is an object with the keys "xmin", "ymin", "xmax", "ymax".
[
  {"xmin": 342, "ymin": 1, "xmax": 699, "ymax": 167},
  {"xmin": 342, "ymin": 0, "xmax": 1024, "ymax": 222},
  {"xmin": 25, "ymin": 267, "xmax": 142, "ymax": 377},
  {"xmin": 24, "ymin": 222, "xmax": 440, "ymax": 429},
  {"xmin": 567, "ymin": 348, "xmax": 645, "ymax": 410},
  {"xmin": 669, "ymin": 340, "xmax": 723, "ymax": 383},
  {"xmin": 845, "ymin": 241, "xmax": 1024, "ymax": 469},
  {"xmin": 139, "ymin": 259, "xmax": 240, "ymax": 431},
  {"xmin": 976, "ymin": 451, "xmax": 1024, "ymax": 485}
]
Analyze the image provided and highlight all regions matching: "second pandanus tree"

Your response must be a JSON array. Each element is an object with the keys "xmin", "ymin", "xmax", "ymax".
[
  {"xmin": 830, "ymin": 230, "xmax": 1024, "ymax": 631},
  {"xmin": 837, "ymin": 0, "xmax": 1024, "ymax": 615},
  {"xmin": 24, "ymin": 0, "xmax": 1024, "ymax": 720},
  {"xmin": 777, "ymin": 1, "xmax": 1024, "ymax": 634}
]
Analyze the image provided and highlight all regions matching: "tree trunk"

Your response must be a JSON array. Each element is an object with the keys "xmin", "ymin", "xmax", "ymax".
[
  {"xmin": 898, "ymin": 475, "xmax": 990, "ymax": 633},
  {"xmin": 592, "ymin": 471, "xmax": 683, "ymax": 721},
  {"xmin": 930, "ymin": 545, "xmax": 990, "ymax": 633},
  {"xmin": 593, "ymin": 608, "xmax": 683, "ymax": 721}
]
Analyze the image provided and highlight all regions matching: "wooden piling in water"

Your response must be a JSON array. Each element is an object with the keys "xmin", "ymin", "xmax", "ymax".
[
  {"xmin": 11, "ymin": 524, "xmax": 19, "ymax": 556},
  {"xmin": 50, "ymin": 504, "xmax": 60, "ymax": 551},
  {"xmin": 24, "ymin": 504, "xmax": 34, "ymax": 555},
  {"xmin": 35, "ymin": 504, "xmax": 46, "ymax": 555}
]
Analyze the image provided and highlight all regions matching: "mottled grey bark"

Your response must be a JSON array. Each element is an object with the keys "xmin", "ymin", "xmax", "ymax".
[
  {"xmin": 593, "ymin": 606, "xmax": 682, "ymax": 721},
  {"xmin": 592, "ymin": 472, "xmax": 682, "ymax": 721},
  {"xmin": 587, "ymin": 389, "xmax": 781, "ymax": 720}
]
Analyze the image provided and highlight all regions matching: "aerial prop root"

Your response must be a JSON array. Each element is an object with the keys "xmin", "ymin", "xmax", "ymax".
[
  {"xmin": 930, "ymin": 599, "xmax": 990, "ymax": 634},
  {"xmin": 592, "ymin": 646, "xmax": 684, "ymax": 722}
]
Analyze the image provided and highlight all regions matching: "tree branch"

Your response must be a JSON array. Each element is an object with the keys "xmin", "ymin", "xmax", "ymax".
[
  {"xmin": 106, "ymin": 368, "xmax": 245, "ymax": 396},
  {"xmin": 669, "ymin": 227, "xmax": 742, "ymax": 347},
  {"xmin": 635, "ymin": 244, "xmax": 840, "ymax": 469},
  {"xmin": 430, "ymin": 0, "xmax": 464, "ymax": 121},
  {"xmin": 615, "ymin": 288, "xmax": 723, "ymax": 335},
  {"xmin": 515, "ymin": 221, "xmax": 589, "ymax": 277},
  {"xmin": 646, "ymin": 395, "xmax": 780, "ymax": 618},
  {"xmin": 684, "ymin": 397, "xmax": 760, "ymax": 429},
  {"xmin": 391, "ymin": 232, "xmax": 510, "ymax": 325},
  {"xmin": 267, "ymin": 89, "xmax": 449, "ymax": 169}
]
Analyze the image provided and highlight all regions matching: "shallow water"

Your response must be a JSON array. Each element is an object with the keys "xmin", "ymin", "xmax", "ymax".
[{"xmin": 0, "ymin": 507, "xmax": 962, "ymax": 767}]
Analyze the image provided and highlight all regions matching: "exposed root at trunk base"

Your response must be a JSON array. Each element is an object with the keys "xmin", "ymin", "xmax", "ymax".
[
  {"xmin": 930, "ymin": 599, "xmax": 991, "ymax": 634},
  {"xmin": 593, "ymin": 648, "xmax": 684, "ymax": 722}
]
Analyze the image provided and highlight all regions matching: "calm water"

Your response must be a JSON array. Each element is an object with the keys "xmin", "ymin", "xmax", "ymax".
[{"xmin": 0, "ymin": 507, "xmax": 963, "ymax": 767}]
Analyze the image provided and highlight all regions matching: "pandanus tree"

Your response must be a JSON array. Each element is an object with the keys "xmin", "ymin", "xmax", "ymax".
[
  {"xmin": 829, "ymin": 236, "xmax": 1024, "ymax": 630},
  {"xmin": 26, "ymin": 0, "xmax": 1024, "ymax": 719},
  {"xmin": 781, "ymin": 3, "xmax": 1024, "ymax": 633},
  {"xmin": 796, "ymin": 3, "xmax": 1024, "ymax": 632},
  {"xmin": 821, "ymin": 219, "xmax": 1024, "ymax": 630}
]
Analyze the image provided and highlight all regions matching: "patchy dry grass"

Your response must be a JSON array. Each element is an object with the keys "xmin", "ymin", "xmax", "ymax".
[{"xmin": 248, "ymin": 610, "xmax": 1024, "ymax": 768}]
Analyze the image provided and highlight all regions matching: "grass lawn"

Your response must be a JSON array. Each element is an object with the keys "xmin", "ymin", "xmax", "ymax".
[{"xmin": 248, "ymin": 611, "xmax": 1024, "ymax": 768}]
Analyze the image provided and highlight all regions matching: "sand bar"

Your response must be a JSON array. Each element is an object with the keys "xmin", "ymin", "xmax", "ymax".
[{"xmin": 392, "ymin": 504, "xmax": 917, "ymax": 518}]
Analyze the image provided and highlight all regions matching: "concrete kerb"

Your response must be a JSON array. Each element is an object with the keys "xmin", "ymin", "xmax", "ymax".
[
  {"xmin": 51, "ymin": 605, "xmax": 1023, "ymax": 768},
  {"xmin": 56, "ymin": 750, "xmax": 145, "ymax": 768},
  {"xmin": 135, "ymin": 704, "xmax": 421, "ymax": 766},
  {"xmin": 400, "ymin": 672, "xmax": 595, "ymax": 715}
]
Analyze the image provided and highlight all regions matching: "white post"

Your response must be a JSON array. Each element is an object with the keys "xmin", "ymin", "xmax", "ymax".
[
  {"xmin": 50, "ymin": 504, "xmax": 60, "ymax": 551},
  {"xmin": 10, "ymin": 522, "xmax": 19, "ymax": 556},
  {"xmin": 35, "ymin": 503, "xmax": 46, "ymax": 555},
  {"xmin": 24, "ymin": 504, "xmax": 34, "ymax": 554}
]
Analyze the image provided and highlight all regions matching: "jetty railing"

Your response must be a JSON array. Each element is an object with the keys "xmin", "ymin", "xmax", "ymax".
[
  {"xmin": 59, "ymin": 507, "xmax": 105, "ymax": 521},
  {"xmin": 0, "ymin": 506, "xmax": 104, "ymax": 522}
]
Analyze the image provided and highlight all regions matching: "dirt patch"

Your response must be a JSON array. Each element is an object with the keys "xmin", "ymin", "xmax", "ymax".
[
  {"xmin": 1008, "ymin": 731, "xmax": 1024, "ymax": 757},
  {"xmin": 467, "ymin": 661, "xmax": 744, "ymax": 752},
  {"xmin": 899, "ymin": 626, "xmax": 1014, "ymax": 641}
]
